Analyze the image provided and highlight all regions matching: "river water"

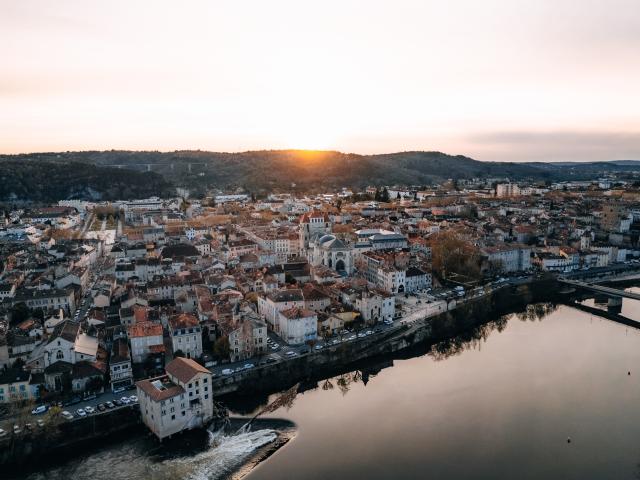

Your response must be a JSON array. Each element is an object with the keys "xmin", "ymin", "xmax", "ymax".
[{"xmin": 18, "ymin": 294, "xmax": 640, "ymax": 480}]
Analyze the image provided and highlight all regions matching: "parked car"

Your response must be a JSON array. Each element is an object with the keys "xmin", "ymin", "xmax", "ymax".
[
  {"xmin": 36, "ymin": 419, "xmax": 45, "ymax": 428},
  {"xmin": 129, "ymin": 395, "xmax": 138, "ymax": 403},
  {"xmin": 105, "ymin": 401, "xmax": 115, "ymax": 409},
  {"xmin": 222, "ymin": 368, "xmax": 234, "ymax": 375},
  {"xmin": 113, "ymin": 399, "xmax": 123, "ymax": 407},
  {"xmin": 0, "ymin": 428, "xmax": 6, "ymax": 437},
  {"xmin": 84, "ymin": 406, "xmax": 95, "ymax": 414},
  {"xmin": 314, "ymin": 344, "xmax": 323, "ymax": 350},
  {"xmin": 243, "ymin": 363, "xmax": 255, "ymax": 370},
  {"xmin": 97, "ymin": 403, "xmax": 106, "ymax": 411},
  {"xmin": 13, "ymin": 425, "xmax": 21, "ymax": 435},
  {"xmin": 113, "ymin": 387, "xmax": 125, "ymax": 394},
  {"xmin": 285, "ymin": 351, "xmax": 297, "ymax": 357},
  {"xmin": 61, "ymin": 410, "xmax": 74, "ymax": 420},
  {"xmin": 120, "ymin": 396, "xmax": 131, "ymax": 404},
  {"xmin": 76, "ymin": 408, "xmax": 87, "ymax": 417},
  {"xmin": 31, "ymin": 405, "xmax": 48, "ymax": 415}
]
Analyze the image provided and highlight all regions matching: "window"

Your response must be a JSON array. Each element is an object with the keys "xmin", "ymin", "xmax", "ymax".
[
  {"xmin": 171, "ymin": 415, "xmax": 175, "ymax": 420},
  {"xmin": 56, "ymin": 350, "xmax": 64, "ymax": 359},
  {"xmin": 204, "ymin": 394, "xmax": 208, "ymax": 399}
]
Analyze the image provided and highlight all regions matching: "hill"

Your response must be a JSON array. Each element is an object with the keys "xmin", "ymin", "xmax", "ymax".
[
  {"xmin": 1, "ymin": 150, "xmax": 638, "ymax": 200},
  {"xmin": 0, "ymin": 160, "xmax": 172, "ymax": 202}
]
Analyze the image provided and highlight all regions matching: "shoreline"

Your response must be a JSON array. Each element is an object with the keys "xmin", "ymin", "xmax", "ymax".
[{"xmin": 228, "ymin": 420, "xmax": 297, "ymax": 480}]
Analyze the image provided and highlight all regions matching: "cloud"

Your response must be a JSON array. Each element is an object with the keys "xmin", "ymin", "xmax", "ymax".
[{"xmin": 467, "ymin": 131, "xmax": 640, "ymax": 162}]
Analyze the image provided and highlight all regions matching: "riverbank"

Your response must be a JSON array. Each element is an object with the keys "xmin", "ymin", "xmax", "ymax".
[
  {"xmin": 0, "ymin": 276, "xmax": 564, "ymax": 472},
  {"xmin": 215, "ymin": 276, "xmax": 563, "ymax": 405}
]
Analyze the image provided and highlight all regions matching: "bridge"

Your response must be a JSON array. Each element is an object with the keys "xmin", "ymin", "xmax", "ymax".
[
  {"xmin": 559, "ymin": 278, "xmax": 640, "ymax": 301},
  {"xmin": 564, "ymin": 301, "xmax": 640, "ymax": 331}
]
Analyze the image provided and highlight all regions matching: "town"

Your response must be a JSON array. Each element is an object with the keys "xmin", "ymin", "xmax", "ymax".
[{"xmin": 2, "ymin": 175, "xmax": 640, "ymax": 443}]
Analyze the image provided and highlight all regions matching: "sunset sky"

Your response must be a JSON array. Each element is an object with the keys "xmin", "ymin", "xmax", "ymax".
[{"xmin": 2, "ymin": 0, "xmax": 640, "ymax": 161}]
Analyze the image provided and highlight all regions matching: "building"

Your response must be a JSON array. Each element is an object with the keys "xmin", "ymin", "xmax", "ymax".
[
  {"xmin": 481, "ymin": 245, "xmax": 532, "ymax": 273},
  {"xmin": 257, "ymin": 288, "xmax": 305, "ymax": 330},
  {"xmin": 0, "ymin": 369, "xmax": 33, "ymax": 404},
  {"xmin": 136, "ymin": 357, "xmax": 214, "ymax": 440},
  {"xmin": 308, "ymin": 234, "xmax": 353, "ymax": 275},
  {"xmin": 405, "ymin": 267, "xmax": 432, "ymax": 292},
  {"xmin": 229, "ymin": 313, "xmax": 268, "ymax": 362},
  {"xmin": 128, "ymin": 321, "xmax": 164, "ymax": 363},
  {"xmin": 168, "ymin": 313, "xmax": 203, "ymax": 360},
  {"xmin": 277, "ymin": 307, "xmax": 318, "ymax": 345},
  {"xmin": 110, "ymin": 337, "xmax": 133, "ymax": 391},
  {"xmin": 496, "ymin": 183, "xmax": 520, "ymax": 197},
  {"xmin": 299, "ymin": 211, "xmax": 331, "ymax": 252},
  {"xmin": 356, "ymin": 291, "xmax": 395, "ymax": 324}
]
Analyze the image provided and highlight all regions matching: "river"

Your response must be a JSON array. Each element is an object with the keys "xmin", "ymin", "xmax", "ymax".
[{"xmin": 17, "ymin": 294, "xmax": 640, "ymax": 480}]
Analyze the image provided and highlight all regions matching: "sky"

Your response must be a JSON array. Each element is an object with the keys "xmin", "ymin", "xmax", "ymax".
[{"xmin": 1, "ymin": 0, "xmax": 640, "ymax": 161}]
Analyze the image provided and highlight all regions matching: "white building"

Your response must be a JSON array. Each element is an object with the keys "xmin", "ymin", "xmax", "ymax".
[
  {"xmin": 257, "ymin": 289, "xmax": 305, "ymax": 330},
  {"xmin": 405, "ymin": 267, "xmax": 432, "ymax": 292},
  {"xmin": 277, "ymin": 307, "xmax": 318, "ymax": 345},
  {"xmin": 137, "ymin": 357, "xmax": 214, "ymax": 441},
  {"xmin": 356, "ymin": 291, "xmax": 395, "ymax": 324},
  {"xmin": 482, "ymin": 245, "xmax": 532, "ymax": 273}
]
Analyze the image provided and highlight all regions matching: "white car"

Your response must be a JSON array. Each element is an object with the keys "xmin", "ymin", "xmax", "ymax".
[
  {"xmin": 222, "ymin": 368, "xmax": 234, "ymax": 375},
  {"xmin": 243, "ymin": 363, "xmax": 255, "ymax": 370},
  {"xmin": 76, "ymin": 408, "xmax": 87, "ymax": 417},
  {"xmin": 285, "ymin": 351, "xmax": 297, "ymax": 357},
  {"xmin": 61, "ymin": 410, "xmax": 74, "ymax": 420},
  {"xmin": 31, "ymin": 405, "xmax": 47, "ymax": 415},
  {"xmin": 84, "ymin": 406, "xmax": 95, "ymax": 414},
  {"xmin": 129, "ymin": 395, "xmax": 138, "ymax": 403},
  {"xmin": 120, "ymin": 396, "xmax": 131, "ymax": 404}
]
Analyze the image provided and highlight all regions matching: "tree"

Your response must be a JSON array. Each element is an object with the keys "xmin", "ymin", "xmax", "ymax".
[
  {"xmin": 430, "ymin": 230, "xmax": 482, "ymax": 281},
  {"xmin": 173, "ymin": 349, "xmax": 185, "ymax": 358},
  {"xmin": 380, "ymin": 187, "xmax": 390, "ymax": 202},
  {"xmin": 213, "ymin": 336, "xmax": 230, "ymax": 360},
  {"xmin": 10, "ymin": 302, "xmax": 30, "ymax": 325}
]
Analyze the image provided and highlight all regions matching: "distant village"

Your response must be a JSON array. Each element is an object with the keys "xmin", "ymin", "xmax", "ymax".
[{"xmin": 1, "ymin": 174, "xmax": 640, "ymax": 439}]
